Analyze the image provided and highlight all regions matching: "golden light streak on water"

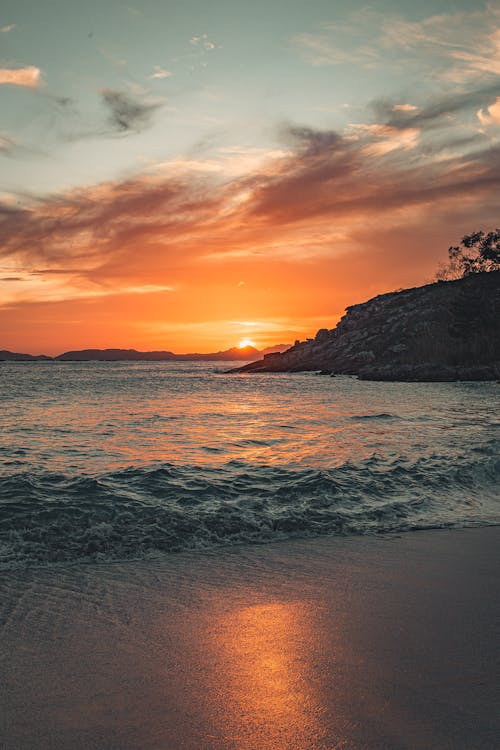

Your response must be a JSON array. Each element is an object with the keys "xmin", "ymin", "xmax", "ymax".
[{"xmin": 210, "ymin": 601, "xmax": 331, "ymax": 749}]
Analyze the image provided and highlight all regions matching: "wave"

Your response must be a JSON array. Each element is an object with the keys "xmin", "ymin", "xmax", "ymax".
[
  {"xmin": 350, "ymin": 413, "xmax": 398, "ymax": 421},
  {"xmin": 0, "ymin": 448, "xmax": 499, "ymax": 568}
]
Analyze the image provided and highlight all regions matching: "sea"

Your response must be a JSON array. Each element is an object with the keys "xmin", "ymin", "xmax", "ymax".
[{"xmin": 0, "ymin": 361, "xmax": 498, "ymax": 568}]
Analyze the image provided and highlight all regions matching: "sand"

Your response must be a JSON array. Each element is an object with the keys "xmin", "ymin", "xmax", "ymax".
[{"xmin": 1, "ymin": 527, "xmax": 499, "ymax": 749}]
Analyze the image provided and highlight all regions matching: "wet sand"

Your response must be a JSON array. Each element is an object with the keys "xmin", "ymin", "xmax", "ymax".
[{"xmin": 1, "ymin": 527, "xmax": 499, "ymax": 749}]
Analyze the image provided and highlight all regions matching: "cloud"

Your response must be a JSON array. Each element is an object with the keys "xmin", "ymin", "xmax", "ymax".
[
  {"xmin": 292, "ymin": 31, "xmax": 376, "ymax": 66},
  {"xmin": 244, "ymin": 107, "xmax": 500, "ymax": 228},
  {"xmin": 449, "ymin": 28, "xmax": 500, "ymax": 77},
  {"xmin": 190, "ymin": 34, "xmax": 219, "ymax": 51},
  {"xmin": 392, "ymin": 104, "xmax": 418, "ymax": 113},
  {"xmin": 0, "ymin": 24, "xmax": 15, "ymax": 33},
  {"xmin": 0, "ymin": 66, "xmax": 42, "ymax": 88},
  {"xmin": 349, "ymin": 124, "xmax": 420, "ymax": 156},
  {"xmin": 282, "ymin": 125, "xmax": 343, "ymax": 156},
  {"xmin": 0, "ymin": 133, "xmax": 17, "ymax": 155},
  {"xmin": 294, "ymin": 6, "xmax": 500, "ymax": 81},
  {"xmin": 381, "ymin": 9, "xmax": 500, "ymax": 83},
  {"xmin": 1, "ymin": 83, "xmax": 499, "ymax": 309},
  {"xmin": 100, "ymin": 88, "xmax": 162, "ymax": 133},
  {"xmin": 150, "ymin": 66, "xmax": 171, "ymax": 79},
  {"xmin": 477, "ymin": 97, "xmax": 500, "ymax": 126},
  {"xmin": 0, "ymin": 260, "xmax": 175, "ymax": 306},
  {"xmin": 371, "ymin": 84, "xmax": 500, "ymax": 131},
  {"xmin": 381, "ymin": 14, "xmax": 466, "ymax": 49}
]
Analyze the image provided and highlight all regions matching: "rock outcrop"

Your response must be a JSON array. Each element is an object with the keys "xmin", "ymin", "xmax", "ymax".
[{"xmin": 232, "ymin": 272, "xmax": 500, "ymax": 381}]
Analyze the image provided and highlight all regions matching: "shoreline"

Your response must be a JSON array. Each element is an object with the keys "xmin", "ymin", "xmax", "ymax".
[
  {"xmin": 2, "ymin": 519, "xmax": 500, "ymax": 572},
  {"xmin": 1, "ymin": 526, "xmax": 499, "ymax": 749}
]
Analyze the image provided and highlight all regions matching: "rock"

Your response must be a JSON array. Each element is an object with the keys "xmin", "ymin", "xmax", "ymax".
[{"xmin": 231, "ymin": 271, "xmax": 500, "ymax": 381}]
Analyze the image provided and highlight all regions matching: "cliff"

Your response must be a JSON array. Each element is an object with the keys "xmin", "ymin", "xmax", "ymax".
[{"xmin": 233, "ymin": 272, "xmax": 500, "ymax": 381}]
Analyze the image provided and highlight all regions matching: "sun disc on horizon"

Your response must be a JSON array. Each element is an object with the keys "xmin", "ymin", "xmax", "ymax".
[{"xmin": 238, "ymin": 338, "xmax": 256, "ymax": 348}]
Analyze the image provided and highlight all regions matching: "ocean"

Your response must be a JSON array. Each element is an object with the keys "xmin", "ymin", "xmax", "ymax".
[{"xmin": 0, "ymin": 361, "xmax": 498, "ymax": 568}]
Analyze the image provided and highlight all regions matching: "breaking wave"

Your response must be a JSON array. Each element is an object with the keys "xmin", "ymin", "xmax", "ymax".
[{"xmin": 1, "ymin": 446, "xmax": 498, "ymax": 568}]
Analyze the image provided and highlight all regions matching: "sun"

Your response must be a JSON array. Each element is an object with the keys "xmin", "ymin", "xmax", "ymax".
[{"xmin": 238, "ymin": 338, "xmax": 256, "ymax": 349}]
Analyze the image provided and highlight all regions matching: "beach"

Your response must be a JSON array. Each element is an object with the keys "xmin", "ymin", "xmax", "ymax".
[{"xmin": 1, "ymin": 526, "xmax": 499, "ymax": 750}]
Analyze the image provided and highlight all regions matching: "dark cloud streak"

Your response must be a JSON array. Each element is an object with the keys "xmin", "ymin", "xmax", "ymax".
[
  {"xmin": 282, "ymin": 124, "xmax": 343, "ymax": 156},
  {"xmin": 373, "ymin": 83, "xmax": 500, "ymax": 130},
  {"xmin": 101, "ymin": 88, "xmax": 162, "ymax": 133}
]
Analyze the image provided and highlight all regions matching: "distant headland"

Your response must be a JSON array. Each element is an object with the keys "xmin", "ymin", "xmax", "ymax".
[
  {"xmin": 231, "ymin": 271, "xmax": 500, "ymax": 381},
  {"xmin": 0, "ymin": 344, "xmax": 290, "ymax": 363}
]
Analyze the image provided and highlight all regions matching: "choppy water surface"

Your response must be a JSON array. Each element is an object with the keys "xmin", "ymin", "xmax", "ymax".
[{"xmin": 0, "ymin": 361, "xmax": 498, "ymax": 566}]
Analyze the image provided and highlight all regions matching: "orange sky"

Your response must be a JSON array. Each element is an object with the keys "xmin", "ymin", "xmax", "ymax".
[
  {"xmin": 1, "ymin": 139, "xmax": 497, "ymax": 354},
  {"xmin": 1, "ymin": 2, "xmax": 499, "ymax": 354}
]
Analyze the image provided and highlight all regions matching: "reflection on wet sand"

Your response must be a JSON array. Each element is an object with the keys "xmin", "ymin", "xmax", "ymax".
[{"xmin": 210, "ymin": 600, "xmax": 330, "ymax": 750}]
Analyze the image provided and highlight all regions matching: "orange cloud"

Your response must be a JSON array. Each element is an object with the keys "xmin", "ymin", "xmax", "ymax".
[
  {"xmin": 477, "ymin": 97, "xmax": 500, "ymax": 126},
  {"xmin": 0, "ymin": 66, "xmax": 41, "ymax": 88}
]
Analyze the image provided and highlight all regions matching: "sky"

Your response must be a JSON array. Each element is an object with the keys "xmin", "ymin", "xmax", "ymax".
[{"xmin": 0, "ymin": 0, "xmax": 499, "ymax": 354}]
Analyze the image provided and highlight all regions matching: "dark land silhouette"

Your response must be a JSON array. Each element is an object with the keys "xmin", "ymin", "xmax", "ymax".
[
  {"xmin": 232, "ymin": 271, "xmax": 500, "ymax": 381},
  {"xmin": 0, "ymin": 344, "xmax": 290, "ymax": 362}
]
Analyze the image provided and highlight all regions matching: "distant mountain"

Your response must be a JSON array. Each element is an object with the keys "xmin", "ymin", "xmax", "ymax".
[
  {"xmin": 0, "ymin": 350, "xmax": 52, "ymax": 361},
  {"xmin": 193, "ymin": 345, "xmax": 260, "ymax": 361},
  {"xmin": 56, "ymin": 346, "xmax": 261, "ymax": 361},
  {"xmin": 56, "ymin": 349, "xmax": 175, "ymax": 361},
  {"xmin": 231, "ymin": 272, "xmax": 500, "ymax": 381},
  {"xmin": 0, "ymin": 345, "xmax": 287, "ymax": 362}
]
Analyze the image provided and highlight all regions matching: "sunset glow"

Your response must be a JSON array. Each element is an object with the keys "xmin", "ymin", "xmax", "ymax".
[
  {"xmin": 1, "ymin": 5, "xmax": 498, "ymax": 750},
  {"xmin": 238, "ymin": 339, "xmax": 256, "ymax": 349},
  {"xmin": 0, "ymin": 1, "xmax": 498, "ymax": 354}
]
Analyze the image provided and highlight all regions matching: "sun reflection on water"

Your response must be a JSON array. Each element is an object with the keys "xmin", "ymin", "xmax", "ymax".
[{"xmin": 211, "ymin": 600, "xmax": 329, "ymax": 749}]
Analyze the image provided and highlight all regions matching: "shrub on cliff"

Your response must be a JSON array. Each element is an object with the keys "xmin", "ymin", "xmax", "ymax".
[{"xmin": 436, "ymin": 229, "xmax": 500, "ymax": 280}]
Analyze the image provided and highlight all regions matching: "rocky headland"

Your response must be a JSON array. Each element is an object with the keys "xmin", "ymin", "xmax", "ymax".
[{"xmin": 232, "ymin": 271, "xmax": 500, "ymax": 381}]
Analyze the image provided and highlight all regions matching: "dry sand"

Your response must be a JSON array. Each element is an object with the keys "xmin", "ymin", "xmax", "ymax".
[{"xmin": 1, "ymin": 527, "xmax": 499, "ymax": 749}]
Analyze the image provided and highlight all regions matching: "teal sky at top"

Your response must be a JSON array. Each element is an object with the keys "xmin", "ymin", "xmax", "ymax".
[{"xmin": 0, "ymin": 0, "xmax": 493, "ymax": 195}]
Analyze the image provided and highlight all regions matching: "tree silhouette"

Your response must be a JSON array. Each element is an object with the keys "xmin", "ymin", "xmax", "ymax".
[{"xmin": 436, "ymin": 229, "xmax": 500, "ymax": 280}]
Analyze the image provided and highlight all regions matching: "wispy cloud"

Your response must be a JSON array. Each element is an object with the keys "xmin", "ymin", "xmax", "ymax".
[
  {"xmin": 1, "ymin": 83, "xmax": 498, "ymax": 308},
  {"xmin": 381, "ymin": 10, "xmax": 500, "ymax": 80},
  {"xmin": 0, "ymin": 66, "xmax": 42, "ymax": 88},
  {"xmin": 190, "ymin": 33, "xmax": 219, "ymax": 51},
  {"xmin": 370, "ymin": 84, "xmax": 500, "ymax": 131},
  {"xmin": 0, "ymin": 133, "xmax": 17, "ymax": 155},
  {"xmin": 449, "ymin": 28, "xmax": 500, "ymax": 77},
  {"xmin": 101, "ymin": 88, "xmax": 162, "ymax": 133},
  {"xmin": 150, "ymin": 66, "xmax": 171, "ymax": 79},
  {"xmin": 0, "ymin": 263, "xmax": 175, "ymax": 306},
  {"xmin": 293, "ymin": 5, "xmax": 500, "ymax": 81},
  {"xmin": 292, "ymin": 31, "xmax": 376, "ymax": 66},
  {"xmin": 348, "ymin": 123, "xmax": 420, "ymax": 157}
]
